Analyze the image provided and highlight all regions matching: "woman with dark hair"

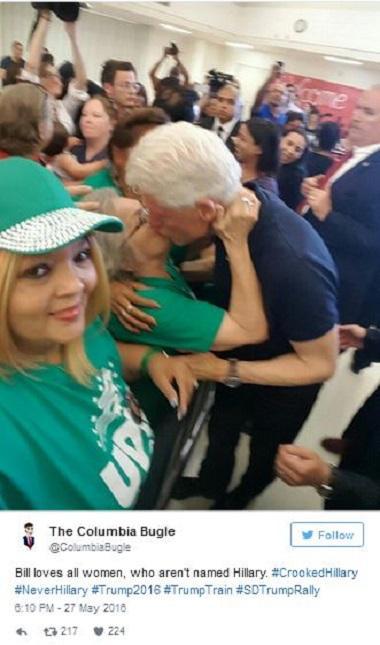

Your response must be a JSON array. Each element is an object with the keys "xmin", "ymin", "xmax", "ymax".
[
  {"xmin": 306, "ymin": 121, "xmax": 341, "ymax": 177},
  {"xmin": 232, "ymin": 117, "xmax": 279, "ymax": 194},
  {"xmin": 278, "ymin": 128, "xmax": 308, "ymax": 210}
]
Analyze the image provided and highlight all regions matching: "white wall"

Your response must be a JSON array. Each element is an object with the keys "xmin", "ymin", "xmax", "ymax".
[
  {"xmin": 1, "ymin": 2, "xmax": 379, "ymax": 113},
  {"xmin": 0, "ymin": 3, "xmax": 226, "ymax": 100},
  {"xmin": 0, "ymin": 3, "xmax": 149, "ymax": 83}
]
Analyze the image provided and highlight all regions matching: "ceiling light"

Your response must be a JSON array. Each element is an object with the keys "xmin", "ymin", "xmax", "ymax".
[
  {"xmin": 225, "ymin": 41, "xmax": 254, "ymax": 50},
  {"xmin": 159, "ymin": 23, "xmax": 192, "ymax": 34},
  {"xmin": 324, "ymin": 56, "xmax": 363, "ymax": 66}
]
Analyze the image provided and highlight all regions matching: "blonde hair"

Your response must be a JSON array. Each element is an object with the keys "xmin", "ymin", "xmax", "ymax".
[
  {"xmin": 0, "ymin": 238, "xmax": 110, "ymax": 385},
  {"xmin": 81, "ymin": 189, "xmax": 137, "ymax": 279}
]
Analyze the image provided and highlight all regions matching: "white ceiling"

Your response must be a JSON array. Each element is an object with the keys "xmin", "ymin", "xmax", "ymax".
[{"xmin": 84, "ymin": 2, "xmax": 380, "ymax": 67}]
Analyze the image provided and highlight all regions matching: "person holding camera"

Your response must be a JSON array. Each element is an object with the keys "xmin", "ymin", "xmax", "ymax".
[
  {"xmin": 250, "ymin": 62, "xmax": 288, "ymax": 127},
  {"xmin": 149, "ymin": 44, "xmax": 189, "ymax": 97},
  {"xmin": 150, "ymin": 45, "xmax": 198, "ymax": 123}
]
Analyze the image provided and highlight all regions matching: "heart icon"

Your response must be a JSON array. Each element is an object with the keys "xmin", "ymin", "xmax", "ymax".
[{"xmin": 94, "ymin": 627, "xmax": 103, "ymax": 636}]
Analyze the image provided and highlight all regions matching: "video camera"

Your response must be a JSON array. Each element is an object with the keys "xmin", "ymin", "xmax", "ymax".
[{"xmin": 206, "ymin": 69, "xmax": 237, "ymax": 94}]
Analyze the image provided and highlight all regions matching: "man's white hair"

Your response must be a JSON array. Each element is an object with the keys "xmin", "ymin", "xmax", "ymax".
[{"xmin": 126, "ymin": 121, "xmax": 241, "ymax": 208}]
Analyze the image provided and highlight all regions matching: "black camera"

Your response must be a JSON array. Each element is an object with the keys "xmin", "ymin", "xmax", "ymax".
[{"xmin": 168, "ymin": 42, "xmax": 179, "ymax": 56}]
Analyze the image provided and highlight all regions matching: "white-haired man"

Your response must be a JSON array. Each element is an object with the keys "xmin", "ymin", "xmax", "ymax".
[{"xmin": 127, "ymin": 122, "xmax": 339, "ymax": 510}]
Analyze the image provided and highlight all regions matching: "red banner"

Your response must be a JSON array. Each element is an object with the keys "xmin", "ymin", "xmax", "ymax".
[{"xmin": 284, "ymin": 73, "xmax": 362, "ymax": 132}]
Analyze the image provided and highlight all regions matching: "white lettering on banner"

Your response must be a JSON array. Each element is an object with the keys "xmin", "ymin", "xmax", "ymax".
[{"xmin": 297, "ymin": 78, "xmax": 349, "ymax": 110}]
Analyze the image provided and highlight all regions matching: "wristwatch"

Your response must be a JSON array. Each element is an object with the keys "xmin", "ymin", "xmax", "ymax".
[
  {"xmin": 223, "ymin": 358, "xmax": 242, "ymax": 388},
  {"xmin": 317, "ymin": 465, "xmax": 336, "ymax": 499}
]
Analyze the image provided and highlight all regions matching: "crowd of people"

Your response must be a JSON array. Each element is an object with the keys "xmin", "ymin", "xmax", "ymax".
[{"xmin": 1, "ymin": 5, "xmax": 380, "ymax": 511}]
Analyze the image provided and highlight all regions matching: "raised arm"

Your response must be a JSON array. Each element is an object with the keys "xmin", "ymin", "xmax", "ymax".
[
  {"xmin": 25, "ymin": 10, "xmax": 51, "ymax": 76},
  {"xmin": 173, "ymin": 54, "xmax": 189, "ymax": 86},
  {"xmin": 210, "ymin": 189, "xmax": 268, "ymax": 350},
  {"xmin": 250, "ymin": 63, "xmax": 282, "ymax": 115},
  {"xmin": 149, "ymin": 48, "xmax": 168, "ymax": 93},
  {"xmin": 64, "ymin": 22, "xmax": 86, "ymax": 91}
]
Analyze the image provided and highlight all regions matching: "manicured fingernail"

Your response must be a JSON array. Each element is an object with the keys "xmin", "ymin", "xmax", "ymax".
[
  {"xmin": 194, "ymin": 381, "xmax": 199, "ymax": 389},
  {"xmin": 177, "ymin": 410, "xmax": 185, "ymax": 421},
  {"xmin": 170, "ymin": 398, "xmax": 178, "ymax": 408}
]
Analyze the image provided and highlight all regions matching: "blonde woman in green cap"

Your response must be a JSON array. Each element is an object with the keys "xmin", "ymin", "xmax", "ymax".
[{"xmin": 0, "ymin": 157, "xmax": 195, "ymax": 510}]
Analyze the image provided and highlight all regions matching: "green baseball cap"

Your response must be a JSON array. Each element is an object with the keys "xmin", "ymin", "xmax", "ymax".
[{"xmin": 0, "ymin": 157, "xmax": 123, "ymax": 254}]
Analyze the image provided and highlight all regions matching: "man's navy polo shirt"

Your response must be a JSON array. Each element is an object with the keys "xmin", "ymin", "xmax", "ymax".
[
  {"xmin": 213, "ymin": 186, "xmax": 339, "ymax": 365},
  {"xmin": 255, "ymin": 104, "xmax": 286, "ymax": 127}
]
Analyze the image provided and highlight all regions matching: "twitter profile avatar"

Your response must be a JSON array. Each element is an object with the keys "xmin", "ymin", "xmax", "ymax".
[{"xmin": 23, "ymin": 522, "xmax": 34, "ymax": 550}]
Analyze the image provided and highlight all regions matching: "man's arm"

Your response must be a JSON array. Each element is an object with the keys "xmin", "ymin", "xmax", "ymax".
[
  {"xmin": 304, "ymin": 182, "xmax": 380, "ymax": 254},
  {"xmin": 340, "ymin": 324, "xmax": 380, "ymax": 371},
  {"xmin": 64, "ymin": 21, "xmax": 86, "ymax": 91},
  {"xmin": 25, "ymin": 10, "xmax": 50, "ymax": 75},
  {"xmin": 306, "ymin": 205, "xmax": 380, "ymax": 254},
  {"xmin": 149, "ymin": 49, "xmax": 168, "ymax": 93},
  {"xmin": 250, "ymin": 63, "xmax": 282, "ymax": 114},
  {"xmin": 173, "ymin": 54, "xmax": 189, "ymax": 86},
  {"xmin": 184, "ymin": 327, "xmax": 338, "ymax": 386},
  {"xmin": 211, "ymin": 191, "xmax": 268, "ymax": 349},
  {"xmin": 275, "ymin": 444, "xmax": 380, "ymax": 509}
]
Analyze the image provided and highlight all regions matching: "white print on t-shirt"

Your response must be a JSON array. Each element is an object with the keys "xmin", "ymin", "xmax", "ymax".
[
  {"xmin": 91, "ymin": 364, "xmax": 124, "ymax": 450},
  {"xmin": 91, "ymin": 362, "xmax": 154, "ymax": 508}
]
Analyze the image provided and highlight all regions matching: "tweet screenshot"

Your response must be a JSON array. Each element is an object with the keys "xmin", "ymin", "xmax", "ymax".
[
  {"xmin": 2, "ymin": 0, "xmax": 380, "ymax": 642},
  {"xmin": 0, "ymin": 511, "xmax": 378, "ymax": 644}
]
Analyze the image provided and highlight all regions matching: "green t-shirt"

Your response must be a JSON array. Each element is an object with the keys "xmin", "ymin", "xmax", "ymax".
[
  {"xmin": 108, "ymin": 270, "xmax": 224, "ymax": 426},
  {"xmin": 72, "ymin": 167, "xmax": 122, "ymax": 201},
  {"xmin": 0, "ymin": 320, "xmax": 153, "ymax": 510}
]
